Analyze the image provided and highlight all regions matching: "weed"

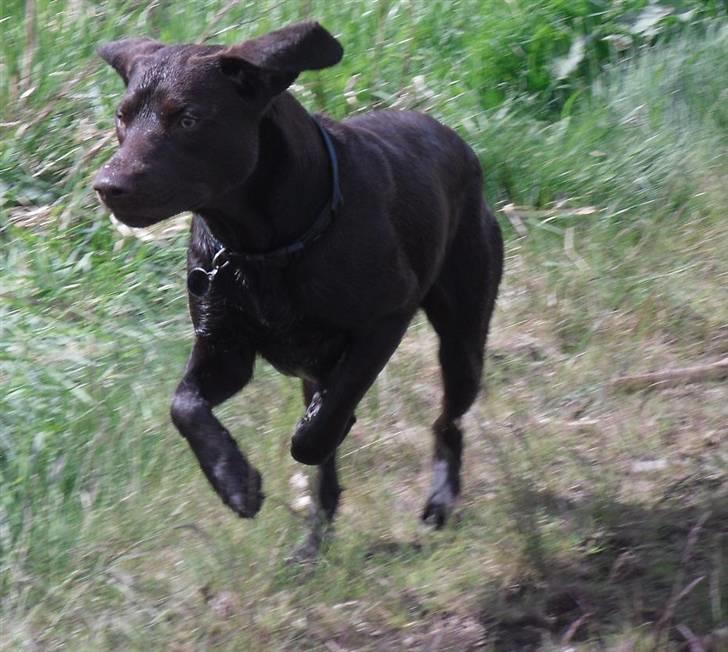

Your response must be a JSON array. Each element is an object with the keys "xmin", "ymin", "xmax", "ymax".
[{"xmin": 1, "ymin": 2, "xmax": 727, "ymax": 649}]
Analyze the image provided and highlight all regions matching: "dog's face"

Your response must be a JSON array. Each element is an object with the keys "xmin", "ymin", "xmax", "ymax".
[{"xmin": 94, "ymin": 22, "xmax": 342, "ymax": 228}]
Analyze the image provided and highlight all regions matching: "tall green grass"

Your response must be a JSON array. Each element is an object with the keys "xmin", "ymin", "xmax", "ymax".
[{"xmin": 1, "ymin": 1, "xmax": 727, "ymax": 648}]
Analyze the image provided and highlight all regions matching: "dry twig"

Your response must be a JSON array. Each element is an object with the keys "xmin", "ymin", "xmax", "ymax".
[
  {"xmin": 502, "ymin": 203, "xmax": 528, "ymax": 237},
  {"xmin": 653, "ymin": 512, "xmax": 711, "ymax": 649},
  {"xmin": 20, "ymin": 0, "xmax": 37, "ymax": 94},
  {"xmin": 561, "ymin": 612, "xmax": 593, "ymax": 644},
  {"xmin": 676, "ymin": 624, "xmax": 706, "ymax": 652},
  {"xmin": 612, "ymin": 357, "xmax": 728, "ymax": 392}
]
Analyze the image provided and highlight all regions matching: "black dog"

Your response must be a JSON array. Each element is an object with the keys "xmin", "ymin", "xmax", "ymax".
[{"xmin": 93, "ymin": 21, "xmax": 503, "ymax": 550}]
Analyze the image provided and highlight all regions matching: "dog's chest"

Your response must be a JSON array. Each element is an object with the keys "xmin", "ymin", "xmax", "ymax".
[{"xmin": 197, "ymin": 265, "xmax": 345, "ymax": 381}]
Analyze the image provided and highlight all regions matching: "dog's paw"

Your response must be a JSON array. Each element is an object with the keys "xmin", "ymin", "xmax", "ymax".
[
  {"xmin": 209, "ymin": 456, "xmax": 264, "ymax": 518},
  {"xmin": 290, "ymin": 426, "xmax": 333, "ymax": 466},
  {"xmin": 421, "ymin": 461, "xmax": 458, "ymax": 528},
  {"xmin": 290, "ymin": 391, "xmax": 336, "ymax": 465},
  {"xmin": 421, "ymin": 495, "xmax": 453, "ymax": 529}
]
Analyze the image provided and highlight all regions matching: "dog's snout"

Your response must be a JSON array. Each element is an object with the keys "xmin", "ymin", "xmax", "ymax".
[{"xmin": 93, "ymin": 174, "xmax": 130, "ymax": 202}]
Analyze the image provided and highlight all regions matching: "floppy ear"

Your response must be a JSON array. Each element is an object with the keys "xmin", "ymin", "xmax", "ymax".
[
  {"xmin": 98, "ymin": 38, "xmax": 164, "ymax": 85},
  {"xmin": 218, "ymin": 21, "xmax": 343, "ymax": 99}
]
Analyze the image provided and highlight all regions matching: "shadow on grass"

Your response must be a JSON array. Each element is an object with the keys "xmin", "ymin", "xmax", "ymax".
[{"xmin": 480, "ymin": 484, "xmax": 727, "ymax": 651}]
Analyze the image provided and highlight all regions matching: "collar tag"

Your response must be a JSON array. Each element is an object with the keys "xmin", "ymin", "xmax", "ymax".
[
  {"xmin": 187, "ymin": 248, "xmax": 231, "ymax": 297},
  {"xmin": 187, "ymin": 267, "xmax": 213, "ymax": 297}
]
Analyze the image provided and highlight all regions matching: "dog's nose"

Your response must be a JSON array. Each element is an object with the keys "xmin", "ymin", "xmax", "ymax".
[{"xmin": 93, "ymin": 175, "xmax": 130, "ymax": 203}]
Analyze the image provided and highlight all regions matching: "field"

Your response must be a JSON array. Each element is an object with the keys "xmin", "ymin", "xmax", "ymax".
[{"xmin": 1, "ymin": 1, "xmax": 727, "ymax": 650}]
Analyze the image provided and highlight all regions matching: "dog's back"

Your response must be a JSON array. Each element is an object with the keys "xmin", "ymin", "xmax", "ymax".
[{"xmin": 319, "ymin": 109, "xmax": 500, "ymax": 299}]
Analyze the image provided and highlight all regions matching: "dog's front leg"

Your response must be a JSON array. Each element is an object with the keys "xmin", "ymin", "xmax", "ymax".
[
  {"xmin": 291, "ymin": 314, "xmax": 412, "ymax": 465},
  {"xmin": 171, "ymin": 337, "xmax": 264, "ymax": 517}
]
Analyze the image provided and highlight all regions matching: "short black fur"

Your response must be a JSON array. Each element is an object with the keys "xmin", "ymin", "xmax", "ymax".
[{"xmin": 93, "ymin": 21, "xmax": 504, "ymax": 555}]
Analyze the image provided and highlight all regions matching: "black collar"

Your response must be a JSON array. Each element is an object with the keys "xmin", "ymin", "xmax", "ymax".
[{"xmin": 188, "ymin": 115, "xmax": 343, "ymax": 297}]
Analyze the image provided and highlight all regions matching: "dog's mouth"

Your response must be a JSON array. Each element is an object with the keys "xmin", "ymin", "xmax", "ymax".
[
  {"xmin": 96, "ymin": 196, "xmax": 176, "ymax": 228},
  {"xmin": 106, "ymin": 208, "xmax": 169, "ymax": 228},
  {"xmin": 96, "ymin": 187, "xmax": 209, "ymax": 228}
]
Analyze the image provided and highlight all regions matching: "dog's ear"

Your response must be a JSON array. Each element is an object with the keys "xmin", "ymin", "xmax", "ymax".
[
  {"xmin": 218, "ymin": 21, "xmax": 343, "ymax": 99},
  {"xmin": 98, "ymin": 38, "xmax": 164, "ymax": 85}
]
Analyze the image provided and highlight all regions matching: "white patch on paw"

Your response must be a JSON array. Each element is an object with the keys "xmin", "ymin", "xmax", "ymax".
[
  {"xmin": 430, "ymin": 460, "xmax": 454, "ymax": 503},
  {"xmin": 228, "ymin": 492, "xmax": 245, "ymax": 512},
  {"xmin": 213, "ymin": 458, "xmax": 227, "ymax": 483}
]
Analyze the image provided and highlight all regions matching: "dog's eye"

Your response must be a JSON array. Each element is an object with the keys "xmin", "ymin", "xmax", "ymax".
[
  {"xmin": 115, "ymin": 109, "xmax": 127, "ymax": 143},
  {"xmin": 179, "ymin": 114, "xmax": 198, "ymax": 129}
]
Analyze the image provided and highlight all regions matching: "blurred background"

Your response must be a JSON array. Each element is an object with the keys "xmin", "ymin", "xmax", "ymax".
[{"xmin": 1, "ymin": 1, "xmax": 726, "ymax": 649}]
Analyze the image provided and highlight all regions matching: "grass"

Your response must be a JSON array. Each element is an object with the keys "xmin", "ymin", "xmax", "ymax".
[{"xmin": 1, "ymin": 1, "xmax": 727, "ymax": 650}]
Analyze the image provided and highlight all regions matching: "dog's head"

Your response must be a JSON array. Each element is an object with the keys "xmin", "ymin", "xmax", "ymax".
[{"xmin": 93, "ymin": 21, "xmax": 342, "ymax": 227}]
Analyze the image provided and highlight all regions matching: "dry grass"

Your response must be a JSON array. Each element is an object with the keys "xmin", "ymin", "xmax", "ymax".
[
  {"xmin": 4, "ymin": 230, "xmax": 725, "ymax": 650},
  {"xmin": 2, "ymin": 2, "xmax": 727, "ymax": 650}
]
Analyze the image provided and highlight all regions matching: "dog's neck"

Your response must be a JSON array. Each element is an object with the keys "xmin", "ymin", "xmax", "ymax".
[{"xmin": 196, "ymin": 92, "xmax": 334, "ymax": 253}]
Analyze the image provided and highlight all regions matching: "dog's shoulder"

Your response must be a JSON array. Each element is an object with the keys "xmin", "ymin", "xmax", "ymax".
[{"xmin": 339, "ymin": 110, "xmax": 477, "ymax": 177}]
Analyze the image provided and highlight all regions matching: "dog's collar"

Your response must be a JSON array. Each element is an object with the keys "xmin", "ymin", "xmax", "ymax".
[{"xmin": 188, "ymin": 115, "xmax": 342, "ymax": 297}]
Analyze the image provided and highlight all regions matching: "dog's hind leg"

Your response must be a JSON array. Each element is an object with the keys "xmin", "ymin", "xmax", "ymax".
[
  {"xmin": 171, "ymin": 336, "xmax": 263, "ymax": 518},
  {"xmin": 290, "ymin": 380, "xmax": 352, "ymax": 562},
  {"xmin": 421, "ymin": 299, "xmax": 482, "ymax": 528},
  {"xmin": 421, "ymin": 200, "xmax": 502, "ymax": 527}
]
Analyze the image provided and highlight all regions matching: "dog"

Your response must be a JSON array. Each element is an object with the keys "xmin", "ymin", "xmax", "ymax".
[{"xmin": 93, "ymin": 21, "xmax": 503, "ymax": 555}]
